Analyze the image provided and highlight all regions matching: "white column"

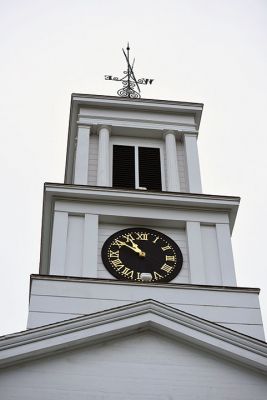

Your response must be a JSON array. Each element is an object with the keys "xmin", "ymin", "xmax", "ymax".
[
  {"xmin": 74, "ymin": 125, "xmax": 90, "ymax": 185},
  {"xmin": 82, "ymin": 214, "xmax": 99, "ymax": 278},
  {"xmin": 216, "ymin": 223, "xmax": 237, "ymax": 286},
  {"xmin": 184, "ymin": 133, "xmax": 202, "ymax": 193},
  {"xmin": 97, "ymin": 125, "xmax": 111, "ymax": 186},
  {"xmin": 186, "ymin": 221, "xmax": 206, "ymax": 284},
  {"xmin": 164, "ymin": 131, "xmax": 180, "ymax": 192},
  {"xmin": 50, "ymin": 211, "xmax": 68, "ymax": 275}
]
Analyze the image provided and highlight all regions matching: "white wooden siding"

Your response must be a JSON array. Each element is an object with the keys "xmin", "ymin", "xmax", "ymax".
[
  {"xmin": 27, "ymin": 278, "xmax": 265, "ymax": 340},
  {"xmin": 87, "ymin": 133, "xmax": 98, "ymax": 185},
  {"xmin": 97, "ymin": 223, "xmax": 188, "ymax": 283},
  {"xmin": 1, "ymin": 331, "xmax": 267, "ymax": 400}
]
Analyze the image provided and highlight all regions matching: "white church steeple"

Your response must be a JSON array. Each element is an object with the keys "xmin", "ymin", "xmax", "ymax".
[
  {"xmin": 23, "ymin": 93, "xmax": 264, "ymax": 342},
  {"xmin": 1, "ymin": 93, "xmax": 266, "ymax": 400}
]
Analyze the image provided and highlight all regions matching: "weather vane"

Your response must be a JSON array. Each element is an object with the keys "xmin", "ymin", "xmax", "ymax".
[{"xmin": 104, "ymin": 43, "xmax": 154, "ymax": 99}]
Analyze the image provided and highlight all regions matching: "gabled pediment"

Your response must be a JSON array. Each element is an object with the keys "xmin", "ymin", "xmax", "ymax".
[{"xmin": 1, "ymin": 299, "xmax": 266, "ymax": 373}]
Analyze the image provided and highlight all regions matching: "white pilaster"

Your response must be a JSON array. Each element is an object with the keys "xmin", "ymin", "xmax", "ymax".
[
  {"xmin": 164, "ymin": 131, "xmax": 180, "ymax": 192},
  {"xmin": 74, "ymin": 125, "xmax": 90, "ymax": 185},
  {"xmin": 97, "ymin": 125, "xmax": 111, "ymax": 186},
  {"xmin": 186, "ymin": 221, "xmax": 206, "ymax": 284},
  {"xmin": 216, "ymin": 223, "xmax": 237, "ymax": 286},
  {"xmin": 82, "ymin": 214, "xmax": 99, "ymax": 278},
  {"xmin": 184, "ymin": 133, "xmax": 202, "ymax": 193},
  {"xmin": 50, "ymin": 211, "xmax": 68, "ymax": 275}
]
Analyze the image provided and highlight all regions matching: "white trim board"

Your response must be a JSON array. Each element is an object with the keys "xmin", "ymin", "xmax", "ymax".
[{"xmin": 1, "ymin": 299, "xmax": 266, "ymax": 373}]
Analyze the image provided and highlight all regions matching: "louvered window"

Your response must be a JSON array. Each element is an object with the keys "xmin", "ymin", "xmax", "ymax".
[
  {"xmin": 112, "ymin": 145, "xmax": 162, "ymax": 191},
  {"xmin": 138, "ymin": 147, "xmax": 162, "ymax": 190},
  {"xmin": 112, "ymin": 145, "xmax": 135, "ymax": 189}
]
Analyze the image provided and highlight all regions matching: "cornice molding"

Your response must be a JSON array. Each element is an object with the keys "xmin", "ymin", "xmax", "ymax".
[
  {"xmin": 30, "ymin": 274, "xmax": 261, "ymax": 294},
  {"xmin": 44, "ymin": 182, "xmax": 240, "ymax": 205},
  {"xmin": 71, "ymin": 93, "xmax": 204, "ymax": 115},
  {"xmin": 43, "ymin": 183, "xmax": 240, "ymax": 226},
  {"xmin": 0, "ymin": 299, "xmax": 266, "ymax": 372}
]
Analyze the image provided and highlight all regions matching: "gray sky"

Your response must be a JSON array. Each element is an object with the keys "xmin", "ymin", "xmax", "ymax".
[{"xmin": 0, "ymin": 0, "xmax": 267, "ymax": 336}]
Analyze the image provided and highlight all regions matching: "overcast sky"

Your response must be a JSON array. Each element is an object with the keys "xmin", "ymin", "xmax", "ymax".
[{"xmin": 0, "ymin": 0, "xmax": 267, "ymax": 336}]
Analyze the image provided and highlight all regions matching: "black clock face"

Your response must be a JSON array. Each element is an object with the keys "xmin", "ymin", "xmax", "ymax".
[{"xmin": 101, "ymin": 227, "xmax": 183, "ymax": 283}]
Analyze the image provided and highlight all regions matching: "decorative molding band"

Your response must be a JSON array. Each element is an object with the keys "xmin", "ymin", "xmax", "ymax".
[
  {"xmin": 30, "ymin": 274, "xmax": 261, "ymax": 293},
  {"xmin": 0, "ymin": 299, "xmax": 266, "ymax": 372},
  {"xmin": 77, "ymin": 116, "xmax": 198, "ymax": 133}
]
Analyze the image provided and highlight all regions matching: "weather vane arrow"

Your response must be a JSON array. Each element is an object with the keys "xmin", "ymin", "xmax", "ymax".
[{"xmin": 104, "ymin": 43, "xmax": 154, "ymax": 99}]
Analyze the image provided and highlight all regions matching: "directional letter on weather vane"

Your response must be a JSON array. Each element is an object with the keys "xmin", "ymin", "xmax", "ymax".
[{"xmin": 105, "ymin": 43, "xmax": 154, "ymax": 99}]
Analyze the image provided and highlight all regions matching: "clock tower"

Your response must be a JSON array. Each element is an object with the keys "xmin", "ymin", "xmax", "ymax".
[
  {"xmin": 1, "ymin": 93, "xmax": 267, "ymax": 400},
  {"xmin": 26, "ymin": 93, "xmax": 263, "ymax": 340}
]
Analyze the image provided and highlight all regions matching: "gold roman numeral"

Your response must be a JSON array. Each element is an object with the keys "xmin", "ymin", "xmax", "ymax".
[
  {"xmin": 161, "ymin": 245, "xmax": 171, "ymax": 251},
  {"xmin": 136, "ymin": 232, "xmax": 148, "ymax": 240},
  {"xmin": 120, "ymin": 267, "xmax": 134, "ymax": 279},
  {"xmin": 153, "ymin": 271, "xmax": 164, "ymax": 280},
  {"xmin": 165, "ymin": 255, "xmax": 175, "ymax": 262},
  {"xmin": 161, "ymin": 263, "xmax": 173, "ymax": 273},
  {"xmin": 113, "ymin": 239, "xmax": 125, "ymax": 248},
  {"xmin": 111, "ymin": 258, "xmax": 124, "ymax": 269},
  {"xmin": 122, "ymin": 233, "xmax": 135, "ymax": 242},
  {"xmin": 109, "ymin": 250, "xmax": 119, "ymax": 258}
]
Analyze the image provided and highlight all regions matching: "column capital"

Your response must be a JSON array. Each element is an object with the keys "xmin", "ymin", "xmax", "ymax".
[
  {"xmin": 181, "ymin": 131, "xmax": 198, "ymax": 138},
  {"xmin": 77, "ymin": 123, "xmax": 91, "ymax": 130},
  {"xmin": 163, "ymin": 130, "xmax": 180, "ymax": 139},
  {"xmin": 97, "ymin": 125, "xmax": 111, "ymax": 134}
]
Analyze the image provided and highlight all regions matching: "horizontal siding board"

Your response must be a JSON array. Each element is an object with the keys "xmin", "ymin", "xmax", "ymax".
[
  {"xmin": 29, "ymin": 295, "xmax": 263, "ymax": 324},
  {"xmin": 220, "ymin": 323, "xmax": 265, "ymax": 340},
  {"xmin": 27, "ymin": 312, "xmax": 76, "ymax": 329},
  {"xmin": 28, "ymin": 279, "xmax": 265, "ymax": 338},
  {"xmin": 30, "ymin": 280, "xmax": 260, "ymax": 308}
]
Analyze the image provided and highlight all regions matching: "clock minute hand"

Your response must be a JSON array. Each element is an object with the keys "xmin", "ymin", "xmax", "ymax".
[{"xmin": 120, "ymin": 241, "xmax": 140, "ymax": 252}]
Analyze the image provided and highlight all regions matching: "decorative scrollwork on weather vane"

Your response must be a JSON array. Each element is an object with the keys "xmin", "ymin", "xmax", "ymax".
[{"xmin": 105, "ymin": 43, "xmax": 154, "ymax": 99}]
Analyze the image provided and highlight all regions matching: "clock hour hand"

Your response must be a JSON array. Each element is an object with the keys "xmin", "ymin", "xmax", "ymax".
[
  {"xmin": 128, "ymin": 238, "xmax": 146, "ymax": 258},
  {"xmin": 120, "ymin": 240, "xmax": 146, "ymax": 257}
]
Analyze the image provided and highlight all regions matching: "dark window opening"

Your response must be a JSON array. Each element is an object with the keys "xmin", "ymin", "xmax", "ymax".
[
  {"xmin": 112, "ymin": 144, "xmax": 162, "ymax": 191},
  {"xmin": 138, "ymin": 147, "xmax": 162, "ymax": 191},
  {"xmin": 112, "ymin": 145, "xmax": 135, "ymax": 189}
]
